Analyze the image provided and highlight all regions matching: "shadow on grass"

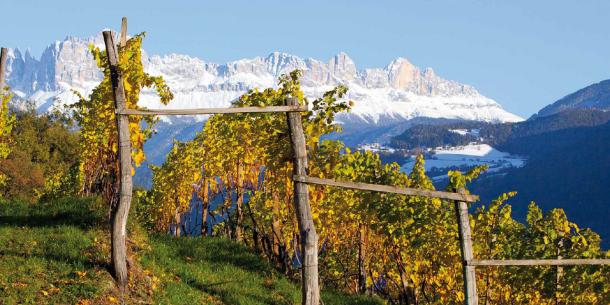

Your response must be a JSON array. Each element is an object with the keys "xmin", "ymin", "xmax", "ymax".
[
  {"xmin": 0, "ymin": 197, "xmax": 116, "ymax": 304},
  {"xmin": 145, "ymin": 234, "xmax": 384, "ymax": 305},
  {"xmin": 191, "ymin": 280, "xmax": 240, "ymax": 289},
  {"xmin": 145, "ymin": 235, "xmax": 299, "ymax": 305},
  {"xmin": 0, "ymin": 197, "xmax": 106, "ymax": 229},
  {"xmin": 0, "ymin": 214, "xmax": 102, "ymax": 229},
  {"xmin": 0, "ymin": 197, "xmax": 111, "ymax": 270},
  {"xmin": 0, "ymin": 197, "xmax": 383, "ymax": 305}
]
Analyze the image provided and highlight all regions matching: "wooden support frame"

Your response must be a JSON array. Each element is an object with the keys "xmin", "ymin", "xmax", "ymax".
[
  {"xmin": 293, "ymin": 175, "xmax": 478, "ymax": 202},
  {"xmin": 102, "ymin": 18, "xmax": 608, "ymax": 305},
  {"xmin": 471, "ymin": 259, "xmax": 610, "ymax": 266},
  {"xmin": 454, "ymin": 188, "xmax": 478, "ymax": 305},
  {"xmin": 104, "ymin": 20, "xmax": 318, "ymax": 303},
  {"xmin": 293, "ymin": 175, "xmax": 610, "ymax": 304},
  {"xmin": 286, "ymin": 97, "xmax": 320, "ymax": 305},
  {"xmin": 116, "ymin": 105, "xmax": 307, "ymax": 115},
  {"xmin": 103, "ymin": 30, "xmax": 133, "ymax": 290}
]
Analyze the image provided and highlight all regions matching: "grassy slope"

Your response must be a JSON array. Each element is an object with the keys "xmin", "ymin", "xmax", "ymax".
[{"xmin": 0, "ymin": 198, "xmax": 383, "ymax": 305}]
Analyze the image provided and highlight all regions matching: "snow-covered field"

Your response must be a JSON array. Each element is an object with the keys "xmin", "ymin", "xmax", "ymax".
[
  {"xmin": 449, "ymin": 128, "xmax": 480, "ymax": 137},
  {"xmin": 357, "ymin": 143, "xmax": 396, "ymax": 153},
  {"xmin": 401, "ymin": 143, "xmax": 525, "ymax": 179}
]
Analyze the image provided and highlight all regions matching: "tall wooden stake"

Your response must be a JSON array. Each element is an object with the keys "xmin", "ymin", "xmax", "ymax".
[
  {"xmin": 0, "ymin": 48, "xmax": 7, "ymax": 93},
  {"xmin": 455, "ymin": 188, "xmax": 478, "ymax": 305},
  {"xmin": 201, "ymin": 177, "xmax": 209, "ymax": 236},
  {"xmin": 120, "ymin": 17, "xmax": 128, "ymax": 47},
  {"xmin": 555, "ymin": 239, "xmax": 564, "ymax": 305},
  {"xmin": 286, "ymin": 97, "xmax": 320, "ymax": 305},
  {"xmin": 103, "ymin": 30, "xmax": 133, "ymax": 290}
]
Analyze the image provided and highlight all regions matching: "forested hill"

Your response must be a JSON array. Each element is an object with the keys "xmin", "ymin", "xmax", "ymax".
[
  {"xmin": 534, "ymin": 79, "xmax": 610, "ymax": 118},
  {"xmin": 487, "ymin": 108, "xmax": 610, "ymax": 146},
  {"xmin": 389, "ymin": 108, "xmax": 610, "ymax": 149},
  {"xmin": 470, "ymin": 121, "xmax": 610, "ymax": 248},
  {"xmin": 390, "ymin": 122, "xmax": 483, "ymax": 149}
]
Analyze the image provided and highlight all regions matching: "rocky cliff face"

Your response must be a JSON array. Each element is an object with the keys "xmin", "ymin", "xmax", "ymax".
[{"xmin": 4, "ymin": 33, "xmax": 523, "ymax": 124}]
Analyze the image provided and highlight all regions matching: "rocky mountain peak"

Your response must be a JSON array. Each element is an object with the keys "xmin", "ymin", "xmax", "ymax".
[
  {"xmin": 264, "ymin": 52, "xmax": 306, "ymax": 76},
  {"xmin": 4, "ymin": 33, "xmax": 522, "ymax": 124},
  {"xmin": 328, "ymin": 52, "xmax": 357, "ymax": 82},
  {"xmin": 387, "ymin": 57, "xmax": 418, "ymax": 90}
]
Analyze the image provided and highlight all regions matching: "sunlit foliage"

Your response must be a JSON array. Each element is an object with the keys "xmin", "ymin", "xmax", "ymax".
[
  {"xmin": 143, "ymin": 71, "xmax": 609, "ymax": 304},
  {"xmin": 71, "ymin": 33, "xmax": 173, "ymax": 206}
]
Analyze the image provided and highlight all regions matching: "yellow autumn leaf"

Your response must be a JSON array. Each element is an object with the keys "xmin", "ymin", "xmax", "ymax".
[{"xmin": 76, "ymin": 271, "xmax": 87, "ymax": 278}]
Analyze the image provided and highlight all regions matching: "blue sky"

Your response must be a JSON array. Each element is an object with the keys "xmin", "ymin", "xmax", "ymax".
[{"xmin": 2, "ymin": 0, "xmax": 609, "ymax": 117}]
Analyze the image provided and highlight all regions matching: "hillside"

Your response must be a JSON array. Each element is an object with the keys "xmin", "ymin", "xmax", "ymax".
[
  {"xmin": 0, "ymin": 197, "xmax": 382, "ymax": 305},
  {"xmin": 389, "ymin": 108, "xmax": 610, "ymax": 149},
  {"xmin": 471, "ymin": 121, "xmax": 610, "ymax": 248},
  {"xmin": 534, "ymin": 79, "xmax": 610, "ymax": 118}
]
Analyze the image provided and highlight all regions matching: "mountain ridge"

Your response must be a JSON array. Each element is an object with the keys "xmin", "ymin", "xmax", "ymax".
[
  {"xmin": 4, "ymin": 32, "xmax": 522, "ymax": 126},
  {"xmin": 534, "ymin": 79, "xmax": 610, "ymax": 118}
]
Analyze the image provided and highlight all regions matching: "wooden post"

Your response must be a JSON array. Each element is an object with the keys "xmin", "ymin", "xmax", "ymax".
[
  {"xmin": 201, "ymin": 177, "xmax": 209, "ymax": 236},
  {"xmin": 272, "ymin": 192, "xmax": 282, "ymax": 259},
  {"xmin": 286, "ymin": 97, "xmax": 320, "ymax": 305},
  {"xmin": 235, "ymin": 160, "xmax": 244, "ymax": 242},
  {"xmin": 120, "ymin": 17, "xmax": 128, "ymax": 47},
  {"xmin": 357, "ymin": 223, "xmax": 368, "ymax": 294},
  {"xmin": 555, "ymin": 239, "xmax": 564, "ymax": 305},
  {"xmin": 455, "ymin": 188, "xmax": 478, "ymax": 305},
  {"xmin": 103, "ymin": 31, "xmax": 133, "ymax": 290},
  {"xmin": 0, "ymin": 47, "xmax": 7, "ymax": 93}
]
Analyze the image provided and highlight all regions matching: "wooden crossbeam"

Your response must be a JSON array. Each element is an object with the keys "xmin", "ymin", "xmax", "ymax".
[
  {"xmin": 116, "ymin": 105, "xmax": 308, "ymax": 115},
  {"xmin": 471, "ymin": 259, "xmax": 610, "ymax": 266},
  {"xmin": 292, "ymin": 175, "xmax": 479, "ymax": 202}
]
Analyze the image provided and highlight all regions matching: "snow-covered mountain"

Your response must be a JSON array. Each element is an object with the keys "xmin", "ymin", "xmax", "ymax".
[
  {"xmin": 533, "ymin": 79, "xmax": 610, "ymax": 118},
  {"xmin": 4, "ymin": 33, "xmax": 523, "ymax": 126}
]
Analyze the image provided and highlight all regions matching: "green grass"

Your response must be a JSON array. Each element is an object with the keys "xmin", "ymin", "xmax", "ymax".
[
  {"xmin": 141, "ymin": 235, "xmax": 381, "ymax": 305},
  {"xmin": 0, "ymin": 197, "xmax": 384, "ymax": 305},
  {"xmin": 0, "ymin": 198, "xmax": 113, "ymax": 305}
]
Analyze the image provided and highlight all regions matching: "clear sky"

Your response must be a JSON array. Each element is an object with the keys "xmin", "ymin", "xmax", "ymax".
[{"xmin": 1, "ymin": 0, "xmax": 609, "ymax": 117}]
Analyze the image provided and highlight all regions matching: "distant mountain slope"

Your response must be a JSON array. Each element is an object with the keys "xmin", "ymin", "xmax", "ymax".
[
  {"xmin": 534, "ymin": 79, "xmax": 610, "ymax": 118},
  {"xmin": 390, "ymin": 121, "xmax": 483, "ymax": 149},
  {"xmin": 389, "ymin": 109, "xmax": 610, "ymax": 149},
  {"xmin": 470, "ymin": 121, "xmax": 610, "ymax": 248}
]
